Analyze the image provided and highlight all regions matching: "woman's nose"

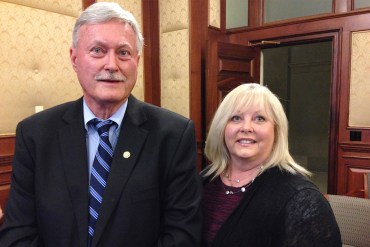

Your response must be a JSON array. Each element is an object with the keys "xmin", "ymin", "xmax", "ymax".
[{"xmin": 240, "ymin": 120, "xmax": 253, "ymax": 133}]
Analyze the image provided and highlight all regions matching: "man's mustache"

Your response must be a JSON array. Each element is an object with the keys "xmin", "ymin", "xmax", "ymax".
[{"xmin": 95, "ymin": 73, "xmax": 127, "ymax": 82}]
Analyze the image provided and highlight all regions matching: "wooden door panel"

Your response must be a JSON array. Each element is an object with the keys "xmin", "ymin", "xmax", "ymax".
[
  {"xmin": 346, "ymin": 168, "xmax": 370, "ymax": 198},
  {"xmin": 337, "ymin": 146, "xmax": 370, "ymax": 197},
  {"xmin": 206, "ymin": 40, "xmax": 260, "ymax": 130},
  {"xmin": 0, "ymin": 135, "xmax": 14, "ymax": 224},
  {"xmin": 217, "ymin": 42, "xmax": 260, "ymax": 82}
]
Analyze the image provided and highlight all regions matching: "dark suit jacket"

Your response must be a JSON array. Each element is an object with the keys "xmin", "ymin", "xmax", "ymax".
[{"xmin": 0, "ymin": 95, "xmax": 202, "ymax": 247}]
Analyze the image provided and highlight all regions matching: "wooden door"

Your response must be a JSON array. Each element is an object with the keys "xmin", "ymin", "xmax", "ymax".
[{"xmin": 205, "ymin": 40, "xmax": 260, "ymax": 132}]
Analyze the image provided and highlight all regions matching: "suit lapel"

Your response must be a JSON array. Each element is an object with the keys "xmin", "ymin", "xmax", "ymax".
[
  {"xmin": 92, "ymin": 96, "xmax": 148, "ymax": 246},
  {"xmin": 59, "ymin": 98, "xmax": 89, "ymax": 246}
]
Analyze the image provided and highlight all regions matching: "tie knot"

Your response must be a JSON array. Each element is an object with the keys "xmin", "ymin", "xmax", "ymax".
[{"xmin": 92, "ymin": 119, "xmax": 115, "ymax": 137}]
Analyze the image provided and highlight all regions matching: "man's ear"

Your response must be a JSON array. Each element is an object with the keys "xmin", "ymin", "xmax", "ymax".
[{"xmin": 70, "ymin": 47, "xmax": 77, "ymax": 72}]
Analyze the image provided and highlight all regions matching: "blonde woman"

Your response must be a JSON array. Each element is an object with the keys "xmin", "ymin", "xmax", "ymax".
[{"xmin": 201, "ymin": 83, "xmax": 341, "ymax": 247}]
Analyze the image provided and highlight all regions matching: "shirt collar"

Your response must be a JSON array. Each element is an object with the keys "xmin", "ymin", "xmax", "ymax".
[{"xmin": 83, "ymin": 98, "xmax": 128, "ymax": 131}]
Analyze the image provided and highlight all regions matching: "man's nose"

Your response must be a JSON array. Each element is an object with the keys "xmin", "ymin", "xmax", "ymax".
[{"xmin": 104, "ymin": 51, "xmax": 119, "ymax": 72}]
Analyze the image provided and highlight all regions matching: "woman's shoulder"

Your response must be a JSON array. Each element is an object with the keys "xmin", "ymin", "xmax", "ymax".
[{"xmin": 258, "ymin": 167, "xmax": 320, "ymax": 200}]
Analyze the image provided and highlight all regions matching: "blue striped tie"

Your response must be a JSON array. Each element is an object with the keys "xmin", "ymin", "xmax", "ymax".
[{"xmin": 88, "ymin": 119, "xmax": 115, "ymax": 245}]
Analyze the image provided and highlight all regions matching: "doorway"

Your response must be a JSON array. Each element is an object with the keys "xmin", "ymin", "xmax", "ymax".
[{"xmin": 261, "ymin": 41, "xmax": 332, "ymax": 193}]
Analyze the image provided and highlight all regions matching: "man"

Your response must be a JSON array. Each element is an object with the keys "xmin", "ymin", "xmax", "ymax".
[{"xmin": 0, "ymin": 2, "xmax": 202, "ymax": 246}]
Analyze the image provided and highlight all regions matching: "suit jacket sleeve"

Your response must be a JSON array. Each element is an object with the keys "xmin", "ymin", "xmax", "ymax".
[{"xmin": 157, "ymin": 120, "xmax": 202, "ymax": 247}]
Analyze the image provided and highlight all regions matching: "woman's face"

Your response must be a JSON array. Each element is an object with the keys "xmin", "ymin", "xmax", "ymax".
[{"xmin": 224, "ymin": 105, "xmax": 275, "ymax": 169}]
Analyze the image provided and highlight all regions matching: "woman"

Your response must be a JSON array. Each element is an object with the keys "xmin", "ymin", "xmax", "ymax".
[{"xmin": 202, "ymin": 83, "xmax": 341, "ymax": 247}]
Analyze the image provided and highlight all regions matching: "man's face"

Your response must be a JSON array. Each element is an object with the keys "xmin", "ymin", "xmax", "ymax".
[{"xmin": 70, "ymin": 19, "xmax": 140, "ymax": 112}]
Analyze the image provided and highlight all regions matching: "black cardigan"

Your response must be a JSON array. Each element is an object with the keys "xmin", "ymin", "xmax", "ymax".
[{"xmin": 201, "ymin": 167, "xmax": 342, "ymax": 247}]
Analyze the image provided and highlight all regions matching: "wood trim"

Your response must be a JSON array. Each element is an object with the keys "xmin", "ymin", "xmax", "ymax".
[
  {"xmin": 225, "ymin": 8, "xmax": 370, "ymax": 35},
  {"xmin": 0, "ymin": 163, "xmax": 11, "ymax": 186},
  {"xmin": 0, "ymin": 135, "xmax": 15, "ymax": 157},
  {"xmin": 142, "ymin": 0, "xmax": 161, "ymax": 106},
  {"xmin": 190, "ymin": 0, "xmax": 207, "ymax": 170},
  {"xmin": 340, "ymin": 142, "xmax": 370, "ymax": 153},
  {"xmin": 205, "ymin": 28, "xmax": 227, "ymax": 131},
  {"xmin": 0, "ymin": 134, "xmax": 14, "ymax": 185},
  {"xmin": 338, "ymin": 142, "xmax": 370, "ymax": 194},
  {"xmin": 0, "ymin": 155, "xmax": 13, "ymax": 166},
  {"xmin": 334, "ymin": 0, "xmax": 352, "ymax": 13},
  {"xmin": 83, "ymin": 0, "xmax": 96, "ymax": 9},
  {"xmin": 0, "ymin": 134, "xmax": 14, "ymax": 221},
  {"xmin": 220, "ymin": 0, "xmax": 226, "ymax": 32},
  {"xmin": 249, "ymin": 0, "xmax": 263, "ymax": 27}
]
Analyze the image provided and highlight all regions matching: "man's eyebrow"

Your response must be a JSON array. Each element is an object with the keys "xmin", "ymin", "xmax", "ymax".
[
  {"xmin": 117, "ymin": 42, "xmax": 134, "ymax": 50},
  {"xmin": 88, "ymin": 40, "xmax": 106, "ymax": 47},
  {"xmin": 93, "ymin": 41, "xmax": 133, "ymax": 49}
]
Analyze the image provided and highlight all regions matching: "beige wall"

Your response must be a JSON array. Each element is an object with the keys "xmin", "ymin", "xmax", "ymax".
[
  {"xmin": 209, "ymin": 0, "xmax": 220, "ymax": 28},
  {"xmin": 349, "ymin": 30, "xmax": 370, "ymax": 127},
  {"xmin": 159, "ymin": 0, "xmax": 190, "ymax": 117},
  {"xmin": 0, "ymin": 0, "xmax": 82, "ymax": 134},
  {"xmin": 0, "ymin": 0, "xmax": 145, "ymax": 134}
]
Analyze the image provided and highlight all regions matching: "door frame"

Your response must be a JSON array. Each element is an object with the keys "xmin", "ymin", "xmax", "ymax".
[
  {"xmin": 205, "ymin": 30, "xmax": 340, "ymax": 193},
  {"xmin": 255, "ymin": 31, "xmax": 340, "ymax": 194}
]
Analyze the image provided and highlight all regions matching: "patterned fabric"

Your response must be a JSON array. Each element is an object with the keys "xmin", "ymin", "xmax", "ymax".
[
  {"xmin": 88, "ymin": 119, "xmax": 115, "ymax": 245},
  {"xmin": 327, "ymin": 194, "xmax": 370, "ymax": 246}
]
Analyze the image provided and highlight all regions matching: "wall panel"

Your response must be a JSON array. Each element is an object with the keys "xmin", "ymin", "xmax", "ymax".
[
  {"xmin": 159, "ymin": 0, "xmax": 190, "ymax": 117},
  {"xmin": 349, "ymin": 30, "xmax": 370, "ymax": 127},
  {"xmin": 0, "ymin": 1, "xmax": 81, "ymax": 134}
]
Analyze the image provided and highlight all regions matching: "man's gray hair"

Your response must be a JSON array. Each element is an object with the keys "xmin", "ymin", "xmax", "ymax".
[{"xmin": 72, "ymin": 2, "xmax": 144, "ymax": 54}]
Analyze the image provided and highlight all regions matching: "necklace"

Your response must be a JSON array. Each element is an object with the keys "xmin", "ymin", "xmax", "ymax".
[
  {"xmin": 223, "ymin": 179, "xmax": 254, "ymax": 195},
  {"xmin": 222, "ymin": 165, "xmax": 264, "ymax": 195},
  {"xmin": 223, "ymin": 172, "xmax": 242, "ymax": 183}
]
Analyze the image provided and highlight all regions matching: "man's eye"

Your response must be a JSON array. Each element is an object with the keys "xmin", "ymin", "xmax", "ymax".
[
  {"xmin": 91, "ymin": 47, "xmax": 102, "ymax": 53},
  {"xmin": 119, "ymin": 50, "xmax": 129, "ymax": 56}
]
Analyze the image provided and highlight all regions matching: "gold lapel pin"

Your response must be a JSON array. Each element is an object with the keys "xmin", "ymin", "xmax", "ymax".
[{"xmin": 123, "ymin": 151, "xmax": 131, "ymax": 159}]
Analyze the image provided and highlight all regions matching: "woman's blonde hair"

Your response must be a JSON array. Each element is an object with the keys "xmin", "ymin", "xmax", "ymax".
[{"xmin": 204, "ymin": 83, "xmax": 311, "ymax": 179}]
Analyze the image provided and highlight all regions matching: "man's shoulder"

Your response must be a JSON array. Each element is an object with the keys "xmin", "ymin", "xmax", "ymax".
[
  {"xmin": 129, "ymin": 95, "xmax": 191, "ymax": 124},
  {"xmin": 20, "ymin": 98, "xmax": 82, "ymax": 127}
]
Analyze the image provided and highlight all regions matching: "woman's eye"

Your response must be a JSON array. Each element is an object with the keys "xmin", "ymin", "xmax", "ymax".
[
  {"xmin": 231, "ymin": 115, "xmax": 241, "ymax": 121},
  {"xmin": 255, "ymin": 115, "xmax": 266, "ymax": 122}
]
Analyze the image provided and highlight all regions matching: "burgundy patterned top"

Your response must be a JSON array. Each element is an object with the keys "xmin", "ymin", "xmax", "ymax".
[{"xmin": 202, "ymin": 176, "xmax": 250, "ymax": 247}]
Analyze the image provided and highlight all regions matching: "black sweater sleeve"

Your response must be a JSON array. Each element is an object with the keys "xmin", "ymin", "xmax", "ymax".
[{"xmin": 276, "ymin": 188, "xmax": 342, "ymax": 247}]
